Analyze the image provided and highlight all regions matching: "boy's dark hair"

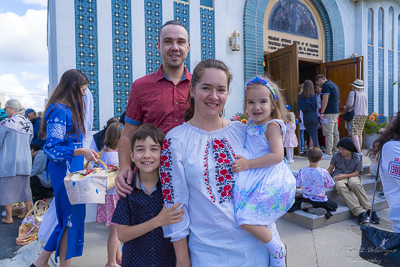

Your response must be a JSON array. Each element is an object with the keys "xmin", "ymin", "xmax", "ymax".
[
  {"xmin": 30, "ymin": 143, "xmax": 41, "ymax": 152},
  {"xmin": 306, "ymin": 147, "xmax": 323, "ymax": 163},
  {"xmin": 130, "ymin": 123, "xmax": 165, "ymax": 151}
]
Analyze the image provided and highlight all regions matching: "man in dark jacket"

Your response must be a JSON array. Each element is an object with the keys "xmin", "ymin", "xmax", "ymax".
[{"xmin": 25, "ymin": 108, "xmax": 45, "ymax": 148}]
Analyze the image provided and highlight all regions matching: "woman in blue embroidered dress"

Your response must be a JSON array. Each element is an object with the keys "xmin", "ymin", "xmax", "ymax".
[
  {"xmin": 231, "ymin": 76, "xmax": 296, "ymax": 266},
  {"xmin": 160, "ymin": 60, "xmax": 283, "ymax": 267},
  {"xmin": 32, "ymin": 69, "xmax": 99, "ymax": 267}
]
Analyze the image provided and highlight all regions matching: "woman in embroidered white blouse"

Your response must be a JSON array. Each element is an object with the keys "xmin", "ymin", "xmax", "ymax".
[{"xmin": 160, "ymin": 59, "xmax": 281, "ymax": 267}]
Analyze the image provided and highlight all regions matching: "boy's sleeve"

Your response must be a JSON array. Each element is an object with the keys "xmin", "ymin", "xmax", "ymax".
[
  {"xmin": 323, "ymin": 169, "xmax": 335, "ymax": 188},
  {"xmin": 160, "ymin": 136, "xmax": 190, "ymax": 241},
  {"xmin": 354, "ymin": 155, "xmax": 363, "ymax": 172},
  {"xmin": 112, "ymin": 194, "xmax": 132, "ymax": 226}
]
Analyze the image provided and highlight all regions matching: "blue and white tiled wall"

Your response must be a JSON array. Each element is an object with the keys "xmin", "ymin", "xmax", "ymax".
[
  {"xmin": 75, "ymin": 0, "xmax": 99, "ymax": 130},
  {"xmin": 174, "ymin": 0, "xmax": 190, "ymax": 72},
  {"xmin": 378, "ymin": 48, "xmax": 384, "ymax": 114},
  {"xmin": 367, "ymin": 46, "xmax": 374, "ymax": 113},
  {"xmin": 112, "ymin": 0, "xmax": 133, "ymax": 118}
]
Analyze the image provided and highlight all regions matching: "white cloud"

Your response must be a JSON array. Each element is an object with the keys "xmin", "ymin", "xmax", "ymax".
[
  {"xmin": 22, "ymin": 71, "xmax": 44, "ymax": 80},
  {"xmin": 0, "ymin": 9, "xmax": 47, "ymax": 65},
  {"xmin": 0, "ymin": 73, "xmax": 47, "ymax": 111},
  {"xmin": 21, "ymin": 0, "xmax": 47, "ymax": 8}
]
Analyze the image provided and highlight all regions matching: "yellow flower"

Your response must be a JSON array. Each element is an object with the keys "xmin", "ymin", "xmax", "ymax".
[
  {"xmin": 371, "ymin": 112, "xmax": 378, "ymax": 116},
  {"xmin": 241, "ymin": 119, "xmax": 247, "ymax": 124}
]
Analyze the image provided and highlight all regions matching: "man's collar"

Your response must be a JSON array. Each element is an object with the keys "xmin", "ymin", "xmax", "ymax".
[{"xmin": 155, "ymin": 64, "xmax": 190, "ymax": 82}]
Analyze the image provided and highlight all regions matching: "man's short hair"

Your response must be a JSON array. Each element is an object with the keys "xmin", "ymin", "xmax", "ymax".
[
  {"xmin": 306, "ymin": 147, "xmax": 323, "ymax": 163},
  {"xmin": 315, "ymin": 74, "xmax": 326, "ymax": 82},
  {"xmin": 158, "ymin": 20, "xmax": 189, "ymax": 41}
]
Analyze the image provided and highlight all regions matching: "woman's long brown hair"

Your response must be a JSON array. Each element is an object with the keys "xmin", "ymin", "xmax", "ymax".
[{"xmin": 41, "ymin": 69, "xmax": 89, "ymax": 139}]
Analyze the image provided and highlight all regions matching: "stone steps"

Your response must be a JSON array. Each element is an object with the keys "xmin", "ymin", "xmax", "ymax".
[{"xmin": 282, "ymin": 164, "xmax": 388, "ymax": 230}]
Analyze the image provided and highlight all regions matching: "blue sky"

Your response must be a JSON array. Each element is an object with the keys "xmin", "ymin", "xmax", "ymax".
[{"xmin": 0, "ymin": 0, "xmax": 48, "ymax": 112}]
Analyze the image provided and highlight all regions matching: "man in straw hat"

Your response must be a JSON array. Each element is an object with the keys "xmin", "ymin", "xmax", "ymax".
[{"xmin": 343, "ymin": 79, "xmax": 368, "ymax": 154}]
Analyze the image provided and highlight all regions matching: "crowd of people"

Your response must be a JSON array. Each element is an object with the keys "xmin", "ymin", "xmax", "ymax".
[{"xmin": 0, "ymin": 19, "xmax": 398, "ymax": 267}]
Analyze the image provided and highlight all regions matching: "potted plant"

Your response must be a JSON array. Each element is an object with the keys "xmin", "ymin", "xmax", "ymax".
[{"xmin": 363, "ymin": 112, "xmax": 387, "ymax": 148}]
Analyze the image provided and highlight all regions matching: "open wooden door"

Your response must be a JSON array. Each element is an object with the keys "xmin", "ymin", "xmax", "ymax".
[
  {"xmin": 318, "ymin": 57, "xmax": 364, "ymax": 139},
  {"xmin": 265, "ymin": 43, "xmax": 299, "ymax": 153}
]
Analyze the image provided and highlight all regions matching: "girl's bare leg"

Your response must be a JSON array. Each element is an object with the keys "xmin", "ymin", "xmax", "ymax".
[
  {"xmin": 59, "ymin": 227, "xmax": 71, "ymax": 267},
  {"xmin": 33, "ymin": 250, "xmax": 52, "ymax": 267}
]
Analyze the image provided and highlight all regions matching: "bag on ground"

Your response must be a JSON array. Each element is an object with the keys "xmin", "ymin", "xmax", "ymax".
[{"xmin": 359, "ymin": 225, "xmax": 400, "ymax": 266}]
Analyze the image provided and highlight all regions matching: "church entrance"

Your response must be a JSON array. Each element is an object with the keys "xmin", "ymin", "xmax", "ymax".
[{"xmin": 264, "ymin": 44, "xmax": 363, "ymax": 154}]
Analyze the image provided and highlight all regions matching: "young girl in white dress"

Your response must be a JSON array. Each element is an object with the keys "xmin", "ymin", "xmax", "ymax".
[
  {"xmin": 283, "ymin": 112, "xmax": 298, "ymax": 163},
  {"xmin": 232, "ymin": 76, "xmax": 296, "ymax": 267},
  {"xmin": 95, "ymin": 122, "xmax": 123, "ymax": 267}
]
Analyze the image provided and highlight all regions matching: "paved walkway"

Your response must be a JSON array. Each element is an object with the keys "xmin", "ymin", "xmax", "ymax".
[{"xmin": 1, "ymin": 150, "xmax": 389, "ymax": 267}]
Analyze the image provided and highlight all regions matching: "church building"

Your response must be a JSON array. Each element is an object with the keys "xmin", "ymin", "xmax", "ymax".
[{"xmin": 47, "ymin": 0, "xmax": 400, "ymax": 135}]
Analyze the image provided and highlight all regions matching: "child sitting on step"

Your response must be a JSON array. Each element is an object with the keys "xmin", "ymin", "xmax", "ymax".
[
  {"xmin": 296, "ymin": 147, "xmax": 338, "ymax": 219},
  {"xmin": 327, "ymin": 137, "xmax": 380, "ymax": 225}
]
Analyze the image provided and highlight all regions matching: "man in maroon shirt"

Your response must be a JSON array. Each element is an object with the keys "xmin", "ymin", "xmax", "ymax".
[{"xmin": 116, "ymin": 20, "xmax": 191, "ymax": 197}]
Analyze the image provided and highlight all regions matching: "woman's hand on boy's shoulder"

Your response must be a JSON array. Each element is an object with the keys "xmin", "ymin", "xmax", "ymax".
[{"xmin": 155, "ymin": 203, "xmax": 184, "ymax": 227}]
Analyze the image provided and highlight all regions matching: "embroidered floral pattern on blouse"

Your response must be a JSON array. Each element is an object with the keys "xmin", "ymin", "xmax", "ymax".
[
  {"xmin": 160, "ymin": 138, "xmax": 174, "ymax": 204},
  {"xmin": 203, "ymin": 141, "xmax": 216, "ymax": 202},
  {"xmin": 213, "ymin": 138, "xmax": 235, "ymax": 204}
]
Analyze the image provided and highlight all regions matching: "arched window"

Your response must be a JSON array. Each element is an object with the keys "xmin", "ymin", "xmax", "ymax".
[
  {"xmin": 378, "ymin": 7, "xmax": 384, "ymax": 47},
  {"xmin": 268, "ymin": 0, "xmax": 318, "ymax": 39},
  {"xmin": 389, "ymin": 7, "xmax": 394, "ymax": 49},
  {"xmin": 398, "ymin": 14, "xmax": 400, "ymax": 51},
  {"xmin": 368, "ymin": 8, "xmax": 373, "ymax": 45}
]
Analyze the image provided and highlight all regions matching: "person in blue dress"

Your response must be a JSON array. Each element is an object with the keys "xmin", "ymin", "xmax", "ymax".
[{"xmin": 32, "ymin": 69, "xmax": 99, "ymax": 267}]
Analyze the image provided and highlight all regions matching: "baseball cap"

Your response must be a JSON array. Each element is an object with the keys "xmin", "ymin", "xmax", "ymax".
[{"xmin": 25, "ymin": 108, "xmax": 35, "ymax": 116}]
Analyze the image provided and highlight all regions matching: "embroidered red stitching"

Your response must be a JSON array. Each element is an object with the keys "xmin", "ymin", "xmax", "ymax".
[{"xmin": 160, "ymin": 138, "xmax": 174, "ymax": 203}]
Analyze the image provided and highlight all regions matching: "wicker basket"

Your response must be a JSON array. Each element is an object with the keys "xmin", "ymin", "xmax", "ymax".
[{"xmin": 12, "ymin": 202, "xmax": 27, "ymax": 217}]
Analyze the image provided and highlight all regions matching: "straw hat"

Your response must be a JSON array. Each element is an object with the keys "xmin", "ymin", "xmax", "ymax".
[{"xmin": 350, "ymin": 79, "xmax": 364, "ymax": 89}]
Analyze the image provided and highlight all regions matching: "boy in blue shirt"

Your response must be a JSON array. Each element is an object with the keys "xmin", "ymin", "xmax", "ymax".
[{"xmin": 112, "ymin": 124, "xmax": 184, "ymax": 267}]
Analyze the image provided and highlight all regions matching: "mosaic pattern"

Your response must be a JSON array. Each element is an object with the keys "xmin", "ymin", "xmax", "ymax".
[
  {"xmin": 75, "ymin": 0, "xmax": 99, "ymax": 130},
  {"xmin": 243, "ymin": 0, "xmax": 342, "ymax": 83},
  {"xmin": 268, "ymin": 0, "xmax": 318, "ymax": 39},
  {"xmin": 174, "ymin": 1, "xmax": 190, "ymax": 72},
  {"xmin": 112, "ymin": 0, "xmax": 133, "ymax": 118},
  {"xmin": 367, "ymin": 46, "xmax": 374, "ymax": 114},
  {"xmin": 388, "ymin": 50, "xmax": 394, "ymax": 116},
  {"xmin": 200, "ymin": 7, "xmax": 215, "ymax": 60},
  {"xmin": 145, "ymin": 0, "xmax": 162, "ymax": 74},
  {"xmin": 378, "ymin": 48, "xmax": 384, "ymax": 114}
]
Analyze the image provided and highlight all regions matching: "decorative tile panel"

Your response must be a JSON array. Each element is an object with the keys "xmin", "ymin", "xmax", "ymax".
[
  {"xmin": 174, "ymin": 1, "xmax": 190, "ymax": 72},
  {"xmin": 145, "ymin": 0, "xmax": 162, "ymax": 74},
  {"xmin": 367, "ymin": 46, "xmax": 374, "ymax": 114},
  {"xmin": 200, "ymin": 7, "xmax": 215, "ymax": 60},
  {"xmin": 388, "ymin": 50, "xmax": 394, "ymax": 116},
  {"xmin": 75, "ymin": 0, "xmax": 99, "ymax": 130},
  {"xmin": 378, "ymin": 48, "xmax": 384, "ymax": 114},
  {"xmin": 112, "ymin": 0, "xmax": 133, "ymax": 118}
]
